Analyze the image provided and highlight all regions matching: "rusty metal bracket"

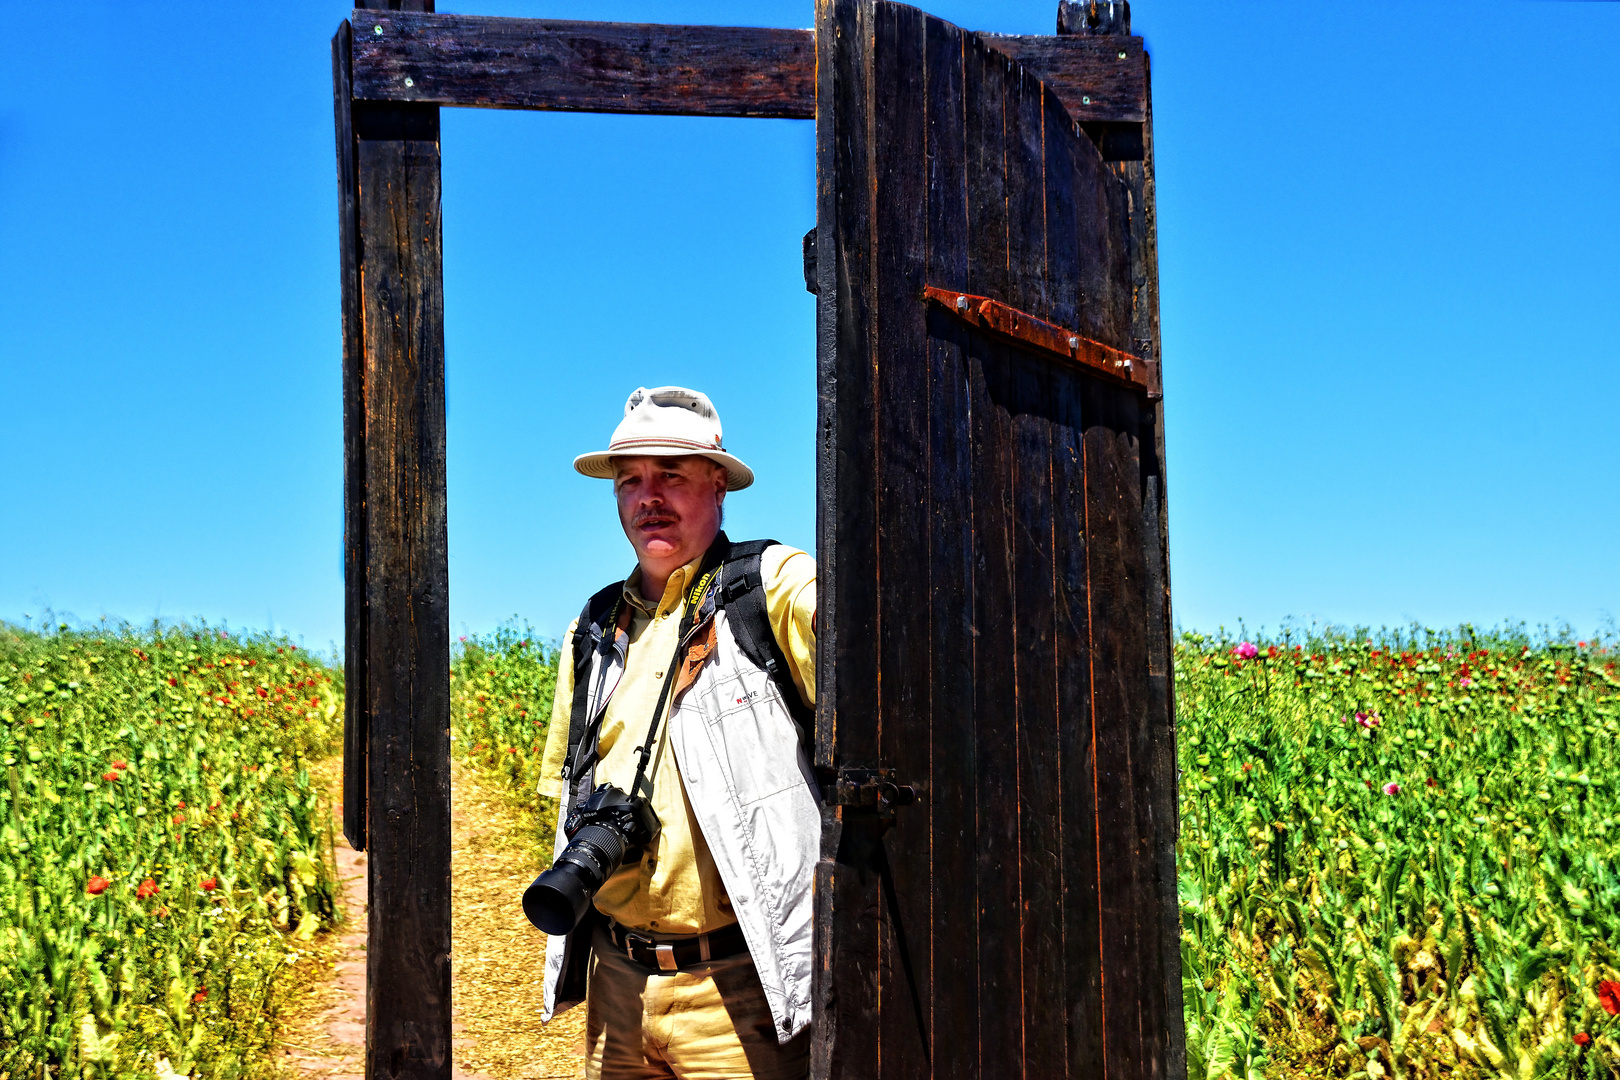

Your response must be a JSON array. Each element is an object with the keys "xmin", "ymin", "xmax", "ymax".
[{"xmin": 923, "ymin": 285, "xmax": 1161, "ymax": 398}]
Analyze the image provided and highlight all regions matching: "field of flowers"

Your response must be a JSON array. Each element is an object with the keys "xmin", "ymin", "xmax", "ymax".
[
  {"xmin": 449, "ymin": 622, "xmax": 562, "ymax": 853},
  {"xmin": 0, "ymin": 621, "xmax": 342, "ymax": 1080},
  {"xmin": 1177, "ymin": 629, "xmax": 1620, "ymax": 1080}
]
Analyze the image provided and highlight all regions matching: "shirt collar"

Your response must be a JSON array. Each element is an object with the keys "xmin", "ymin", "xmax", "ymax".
[{"xmin": 622, "ymin": 554, "xmax": 705, "ymax": 619}]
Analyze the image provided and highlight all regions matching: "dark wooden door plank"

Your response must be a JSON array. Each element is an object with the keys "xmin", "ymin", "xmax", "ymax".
[
  {"xmin": 1078, "ymin": 381, "xmax": 1149, "ymax": 1080},
  {"xmin": 352, "ymin": 10, "xmax": 815, "ymax": 118},
  {"xmin": 1052, "ymin": 373, "xmax": 1104, "ymax": 1077},
  {"xmin": 921, "ymin": 14, "xmax": 980, "ymax": 1080},
  {"xmin": 814, "ymin": 1, "xmax": 880, "ymax": 1076},
  {"xmin": 964, "ymin": 42, "xmax": 1008, "ymax": 307},
  {"xmin": 871, "ymin": 3, "xmax": 934, "ymax": 1073},
  {"xmin": 1008, "ymin": 348, "xmax": 1065, "ymax": 1080},
  {"xmin": 966, "ymin": 336, "xmax": 1023, "ymax": 1080},
  {"xmin": 1002, "ymin": 62, "xmax": 1050, "ymax": 322}
]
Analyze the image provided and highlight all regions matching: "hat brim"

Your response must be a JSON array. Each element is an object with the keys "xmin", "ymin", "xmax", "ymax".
[{"xmin": 574, "ymin": 446, "xmax": 754, "ymax": 491}]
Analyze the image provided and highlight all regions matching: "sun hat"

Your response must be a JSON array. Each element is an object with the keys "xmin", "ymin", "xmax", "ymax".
[{"xmin": 573, "ymin": 386, "xmax": 755, "ymax": 490}]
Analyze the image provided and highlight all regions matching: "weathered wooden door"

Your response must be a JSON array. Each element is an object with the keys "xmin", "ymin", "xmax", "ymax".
[{"xmin": 811, "ymin": 3, "xmax": 1182, "ymax": 1079}]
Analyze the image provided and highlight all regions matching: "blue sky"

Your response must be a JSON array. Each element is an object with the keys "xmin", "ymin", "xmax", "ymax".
[{"xmin": 2, "ymin": 1, "xmax": 1616, "ymax": 651}]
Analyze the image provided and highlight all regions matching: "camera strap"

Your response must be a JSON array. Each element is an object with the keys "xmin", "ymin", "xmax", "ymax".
[{"xmin": 625, "ymin": 550, "xmax": 726, "ymax": 802}]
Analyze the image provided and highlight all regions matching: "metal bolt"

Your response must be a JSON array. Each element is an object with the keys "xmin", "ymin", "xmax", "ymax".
[
  {"xmin": 404, "ymin": 77, "xmax": 414, "ymax": 88},
  {"xmin": 1124, "ymin": 360, "xmax": 1133, "ymax": 374},
  {"xmin": 1067, "ymin": 337, "xmax": 1080, "ymax": 350},
  {"xmin": 956, "ymin": 295, "xmax": 968, "ymax": 311},
  {"xmin": 1117, "ymin": 51, "xmax": 1127, "ymax": 59},
  {"xmin": 374, "ymin": 25, "xmax": 383, "ymax": 34},
  {"xmin": 1082, "ymin": 96, "xmax": 1091, "ymax": 105}
]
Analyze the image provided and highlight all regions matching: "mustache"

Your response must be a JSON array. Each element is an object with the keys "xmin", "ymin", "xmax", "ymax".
[{"xmin": 632, "ymin": 508, "xmax": 680, "ymax": 527}]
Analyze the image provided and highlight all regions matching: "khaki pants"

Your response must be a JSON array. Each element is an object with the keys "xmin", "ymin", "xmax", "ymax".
[{"xmin": 585, "ymin": 925, "xmax": 810, "ymax": 1080}]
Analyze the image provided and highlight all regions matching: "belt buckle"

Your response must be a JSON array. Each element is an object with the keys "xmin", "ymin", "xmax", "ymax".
[
  {"xmin": 623, "ymin": 931, "xmax": 653, "ymax": 961},
  {"xmin": 655, "ymin": 943, "xmax": 678, "ymax": 972}
]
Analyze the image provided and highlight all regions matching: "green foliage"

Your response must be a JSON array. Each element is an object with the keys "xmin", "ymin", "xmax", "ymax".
[
  {"xmin": 450, "ymin": 621, "xmax": 562, "ymax": 850},
  {"xmin": 0, "ymin": 620, "xmax": 341, "ymax": 1079},
  {"xmin": 1178, "ymin": 628, "xmax": 1620, "ymax": 1080}
]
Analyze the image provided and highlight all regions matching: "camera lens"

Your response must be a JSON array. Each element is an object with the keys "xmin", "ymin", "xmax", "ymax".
[{"xmin": 523, "ymin": 824, "xmax": 627, "ymax": 935}]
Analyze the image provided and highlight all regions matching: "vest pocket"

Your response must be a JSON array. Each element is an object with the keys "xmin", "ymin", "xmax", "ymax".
[{"xmin": 696, "ymin": 671, "xmax": 806, "ymax": 805}]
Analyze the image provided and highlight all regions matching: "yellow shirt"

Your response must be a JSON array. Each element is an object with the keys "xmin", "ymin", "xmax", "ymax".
[{"xmin": 538, "ymin": 544, "xmax": 816, "ymax": 935}]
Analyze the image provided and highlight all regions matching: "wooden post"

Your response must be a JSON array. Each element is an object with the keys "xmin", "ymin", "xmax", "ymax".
[{"xmin": 335, "ymin": 1, "xmax": 453, "ymax": 1075}]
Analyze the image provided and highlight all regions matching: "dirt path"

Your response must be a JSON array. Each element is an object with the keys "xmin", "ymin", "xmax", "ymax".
[{"xmin": 281, "ymin": 762, "xmax": 586, "ymax": 1079}]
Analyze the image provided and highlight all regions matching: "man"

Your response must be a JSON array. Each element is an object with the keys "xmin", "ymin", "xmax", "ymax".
[{"xmin": 535, "ymin": 386, "xmax": 819, "ymax": 1079}]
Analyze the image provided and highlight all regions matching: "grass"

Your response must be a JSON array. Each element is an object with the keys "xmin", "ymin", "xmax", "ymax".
[
  {"xmin": 0, "ymin": 621, "xmax": 342, "ymax": 1079},
  {"xmin": 1176, "ymin": 628, "xmax": 1620, "ymax": 1080}
]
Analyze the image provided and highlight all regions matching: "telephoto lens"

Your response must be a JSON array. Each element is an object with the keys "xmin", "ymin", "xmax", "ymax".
[{"xmin": 523, "ymin": 784, "xmax": 658, "ymax": 935}]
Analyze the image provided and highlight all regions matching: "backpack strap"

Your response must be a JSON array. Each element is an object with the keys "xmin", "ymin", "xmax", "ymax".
[
  {"xmin": 563, "ymin": 581, "xmax": 623, "ymax": 781},
  {"xmin": 718, "ymin": 539, "xmax": 816, "ymax": 746}
]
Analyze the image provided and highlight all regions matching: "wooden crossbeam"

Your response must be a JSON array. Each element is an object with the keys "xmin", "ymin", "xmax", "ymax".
[
  {"xmin": 346, "ymin": 9, "xmax": 1147, "ymax": 129},
  {"xmin": 350, "ymin": 11, "xmax": 817, "ymax": 118}
]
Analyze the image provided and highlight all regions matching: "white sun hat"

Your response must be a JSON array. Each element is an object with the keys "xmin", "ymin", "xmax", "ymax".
[{"xmin": 573, "ymin": 386, "xmax": 755, "ymax": 490}]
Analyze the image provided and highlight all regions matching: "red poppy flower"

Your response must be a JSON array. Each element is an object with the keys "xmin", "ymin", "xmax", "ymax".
[
  {"xmin": 172, "ymin": 814, "xmax": 185, "ymax": 825},
  {"xmin": 1575, "ymin": 1033, "xmax": 1592, "ymax": 1047},
  {"xmin": 256, "ymin": 687, "xmax": 267, "ymax": 698},
  {"xmin": 112, "ymin": 760, "xmax": 127, "ymax": 770},
  {"xmin": 86, "ymin": 875, "xmax": 109, "ymax": 895},
  {"xmin": 193, "ymin": 987, "xmax": 208, "ymax": 1003},
  {"xmin": 103, "ymin": 772, "xmax": 119, "ymax": 782},
  {"xmin": 200, "ymin": 876, "xmax": 217, "ymax": 892},
  {"xmin": 177, "ymin": 801, "xmax": 185, "ymax": 809},
  {"xmin": 135, "ymin": 878, "xmax": 159, "ymax": 900},
  {"xmin": 1599, "ymin": 981, "xmax": 1620, "ymax": 1016},
  {"xmin": 168, "ymin": 678, "xmax": 177, "ymax": 687}
]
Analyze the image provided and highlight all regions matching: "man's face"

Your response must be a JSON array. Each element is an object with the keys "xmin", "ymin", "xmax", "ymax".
[{"xmin": 613, "ymin": 455, "xmax": 727, "ymax": 573}]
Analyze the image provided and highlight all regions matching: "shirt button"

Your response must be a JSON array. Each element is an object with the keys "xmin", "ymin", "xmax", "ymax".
[{"xmin": 654, "ymin": 670, "xmax": 664, "ymax": 680}]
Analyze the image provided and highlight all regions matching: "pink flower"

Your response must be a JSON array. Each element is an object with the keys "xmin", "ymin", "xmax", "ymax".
[
  {"xmin": 1383, "ymin": 781, "xmax": 1401, "ymax": 795},
  {"xmin": 1355, "ymin": 711, "xmax": 1380, "ymax": 729},
  {"xmin": 1460, "ymin": 677, "xmax": 1473, "ymax": 687},
  {"xmin": 1234, "ymin": 642, "xmax": 1258, "ymax": 660}
]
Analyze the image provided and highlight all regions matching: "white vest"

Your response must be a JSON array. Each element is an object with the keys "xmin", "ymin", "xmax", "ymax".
[{"xmin": 541, "ymin": 606, "xmax": 820, "ymax": 1044}]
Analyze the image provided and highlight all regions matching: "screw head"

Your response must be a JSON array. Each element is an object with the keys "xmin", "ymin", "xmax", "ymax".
[
  {"xmin": 956, "ymin": 295, "xmax": 968, "ymax": 311},
  {"xmin": 1118, "ymin": 51, "xmax": 1127, "ymax": 60},
  {"xmin": 373, "ymin": 25, "xmax": 383, "ymax": 34},
  {"xmin": 404, "ymin": 77, "xmax": 414, "ymax": 88},
  {"xmin": 1082, "ymin": 96, "xmax": 1091, "ymax": 106},
  {"xmin": 1067, "ymin": 337, "xmax": 1080, "ymax": 350}
]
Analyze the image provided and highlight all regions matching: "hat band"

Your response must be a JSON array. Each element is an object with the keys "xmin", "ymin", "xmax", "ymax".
[{"xmin": 608, "ymin": 436, "xmax": 725, "ymax": 453}]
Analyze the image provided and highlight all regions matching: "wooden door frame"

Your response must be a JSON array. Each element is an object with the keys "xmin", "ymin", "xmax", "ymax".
[{"xmin": 332, "ymin": 3, "xmax": 1165, "ymax": 1077}]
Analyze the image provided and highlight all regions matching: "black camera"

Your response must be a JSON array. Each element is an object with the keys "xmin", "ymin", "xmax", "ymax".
[{"xmin": 523, "ymin": 783, "xmax": 659, "ymax": 935}]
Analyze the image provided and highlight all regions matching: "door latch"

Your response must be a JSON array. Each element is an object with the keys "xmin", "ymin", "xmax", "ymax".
[{"xmin": 822, "ymin": 767, "xmax": 918, "ymax": 824}]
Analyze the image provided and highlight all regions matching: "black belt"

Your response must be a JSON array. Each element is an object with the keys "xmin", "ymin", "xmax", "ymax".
[{"xmin": 605, "ymin": 920, "xmax": 749, "ymax": 972}]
